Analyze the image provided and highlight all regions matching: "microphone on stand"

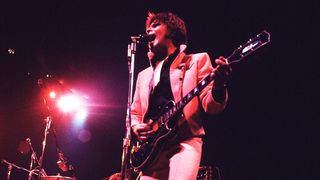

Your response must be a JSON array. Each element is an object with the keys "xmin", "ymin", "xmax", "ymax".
[{"xmin": 130, "ymin": 34, "xmax": 155, "ymax": 43}]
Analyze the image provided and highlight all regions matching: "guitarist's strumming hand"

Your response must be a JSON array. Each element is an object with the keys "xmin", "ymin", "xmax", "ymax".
[
  {"xmin": 132, "ymin": 120, "xmax": 154, "ymax": 142},
  {"xmin": 212, "ymin": 56, "xmax": 232, "ymax": 89}
]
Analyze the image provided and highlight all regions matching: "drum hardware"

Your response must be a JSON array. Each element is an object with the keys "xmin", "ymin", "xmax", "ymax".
[
  {"xmin": 0, "ymin": 77, "xmax": 75, "ymax": 179},
  {"xmin": 40, "ymin": 174, "xmax": 73, "ymax": 180},
  {"xmin": 1, "ymin": 159, "xmax": 44, "ymax": 179}
]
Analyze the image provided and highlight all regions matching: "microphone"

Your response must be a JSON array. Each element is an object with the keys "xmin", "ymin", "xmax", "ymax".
[{"xmin": 130, "ymin": 34, "xmax": 155, "ymax": 43}]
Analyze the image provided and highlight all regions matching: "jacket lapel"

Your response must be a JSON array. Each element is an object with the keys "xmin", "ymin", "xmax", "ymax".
[{"xmin": 170, "ymin": 45, "xmax": 189, "ymax": 102}]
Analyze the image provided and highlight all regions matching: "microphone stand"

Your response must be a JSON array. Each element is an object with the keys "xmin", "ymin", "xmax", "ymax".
[
  {"xmin": 120, "ymin": 38, "xmax": 137, "ymax": 180},
  {"xmin": 26, "ymin": 138, "xmax": 40, "ymax": 180}
]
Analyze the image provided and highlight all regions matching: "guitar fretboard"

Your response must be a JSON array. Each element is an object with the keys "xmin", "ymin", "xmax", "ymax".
[{"xmin": 162, "ymin": 73, "xmax": 214, "ymax": 122}]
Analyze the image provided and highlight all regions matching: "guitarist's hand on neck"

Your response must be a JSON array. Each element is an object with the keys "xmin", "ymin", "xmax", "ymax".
[
  {"xmin": 212, "ymin": 56, "xmax": 232, "ymax": 89},
  {"xmin": 211, "ymin": 56, "xmax": 232, "ymax": 103},
  {"xmin": 132, "ymin": 120, "xmax": 154, "ymax": 142}
]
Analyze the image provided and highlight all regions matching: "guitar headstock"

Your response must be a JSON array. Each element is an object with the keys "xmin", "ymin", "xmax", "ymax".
[{"xmin": 227, "ymin": 30, "xmax": 271, "ymax": 64}]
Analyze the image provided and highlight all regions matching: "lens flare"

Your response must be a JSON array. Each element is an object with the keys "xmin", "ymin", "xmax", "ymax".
[{"xmin": 57, "ymin": 94, "xmax": 83, "ymax": 113}]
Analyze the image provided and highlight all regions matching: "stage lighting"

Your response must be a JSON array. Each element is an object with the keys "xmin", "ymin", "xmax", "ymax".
[
  {"xmin": 49, "ymin": 91, "xmax": 57, "ymax": 99},
  {"xmin": 57, "ymin": 94, "xmax": 84, "ymax": 113}
]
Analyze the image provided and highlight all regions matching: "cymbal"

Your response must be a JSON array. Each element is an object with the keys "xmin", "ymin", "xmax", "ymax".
[{"xmin": 41, "ymin": 175, "xmax": 73, "ymax": 180}]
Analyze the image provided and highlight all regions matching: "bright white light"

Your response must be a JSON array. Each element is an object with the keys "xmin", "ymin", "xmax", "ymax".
[
  {"xmin": 56, "ymin": 91, "xmax": 89, "ymax": 128},
  {"xmin": 57, "ymin": 94, "xmax": 83, "ymax": 113},
  {"xmin": 49, "ymin": 91, "xmax": 56, "ymax": 99},
  {"xmin": 73, "ymin": 109, "xmax": 88, "ymax": 127}
]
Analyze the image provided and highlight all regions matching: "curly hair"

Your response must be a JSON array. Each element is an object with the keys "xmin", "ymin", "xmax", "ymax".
[{"xmin": 146, "ymin": 12, "xmax": 187, "ymax": 46}]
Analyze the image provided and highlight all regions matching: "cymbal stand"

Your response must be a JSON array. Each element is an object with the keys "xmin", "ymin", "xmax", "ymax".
[{"xmin": 37, "ymin": 116, "xmax": 52, "ymax": 180}]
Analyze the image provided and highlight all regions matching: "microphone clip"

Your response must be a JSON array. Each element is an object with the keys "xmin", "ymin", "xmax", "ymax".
[{"xmin": 130, "ymin": 34, "xmax": 155, "ymax": 43}]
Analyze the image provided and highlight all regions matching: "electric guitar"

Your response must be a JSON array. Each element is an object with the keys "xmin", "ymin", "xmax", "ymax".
[{"xmin": 130, "ymin": 30, "xmax": 271, "ymax": 171}]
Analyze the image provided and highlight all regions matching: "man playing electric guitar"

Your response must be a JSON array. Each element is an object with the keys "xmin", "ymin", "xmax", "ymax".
[{"xmin": 131, "ymin": 12, "xmax": 231, "ymax": 180}]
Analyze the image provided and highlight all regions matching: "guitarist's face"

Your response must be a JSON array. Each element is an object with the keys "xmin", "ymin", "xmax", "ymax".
[{"xmin": 146, "ymin": 20, "xmax": 174, "ymax": 62}]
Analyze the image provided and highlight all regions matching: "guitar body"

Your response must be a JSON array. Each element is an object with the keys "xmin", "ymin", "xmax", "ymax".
[{"xmin": 130, "ymin": 100, "xmax": 180, "ymax": 171}]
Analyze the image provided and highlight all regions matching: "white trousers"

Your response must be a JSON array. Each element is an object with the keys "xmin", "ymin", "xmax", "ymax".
[{"xmin": 140, "ymin": 137, "xmax": 203, "ymax": 180}]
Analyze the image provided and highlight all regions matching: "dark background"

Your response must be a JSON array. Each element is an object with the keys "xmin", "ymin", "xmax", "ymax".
[{"xmin": 0, "ymin": 0, "xmax": 317, "ymax": 180}]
